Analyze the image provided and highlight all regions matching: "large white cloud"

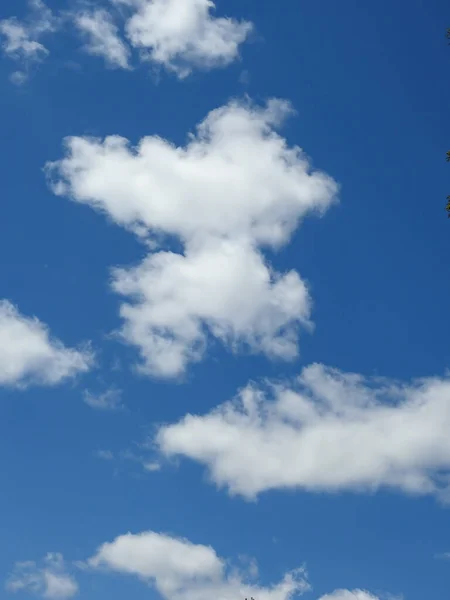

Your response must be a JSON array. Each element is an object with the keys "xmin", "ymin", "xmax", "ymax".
[
  {"xmin": 48, "ymin": 99, "xmax": 335, "ymax": 246},
  {"xmin": 6, "ymin": 553, "xmax": 78, "ymax": 599},
  {"xmin": 47, "ymin": 99, "xmax": 337, "ymax": 377},
  {"xmin": 116, "ymin": 0, "xmax": 253, "ymax": 77},
  {"xmin": 0, "ymin": 300, "xmax": 93, "ymax": 387},
  {"xmin": 88, "ymin": 529, "xmax": 310, "ymax": 600},
  {"xmin": 155, "ymin": 363, "xmax": 450, "ymax": 499}
]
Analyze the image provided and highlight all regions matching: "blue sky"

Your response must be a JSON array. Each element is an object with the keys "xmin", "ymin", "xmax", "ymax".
[{"xmin": 1, "ymin": 1, "xmax": 450, "ymax": 600}]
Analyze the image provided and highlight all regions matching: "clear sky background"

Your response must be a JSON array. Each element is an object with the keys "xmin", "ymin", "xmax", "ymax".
[{"xmin": 1, "ymin": 1, "xmax": 450, "ymax": 600}]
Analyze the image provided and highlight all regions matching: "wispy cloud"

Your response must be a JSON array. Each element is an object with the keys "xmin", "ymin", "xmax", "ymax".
[
  {"xmin": 73, "ymin": 9, "xmax": 131, "ymax": 69},
  {"xmin": 1, "ymin": 0, "xmax": 252, "ymax": 79},
  {"xmin": 95, "ymin": 449, "xmax": 115, "ymax": 460},
  {"xmin": 6, "ymin": 553, "xmax": 78, "ymax": 599},
  {"xmin": 0, "ymin": 0, "xmax": 60, "ymax": 80},
  {"xmin": 83, "ymin": 387, "xmax": 123, "ymax": 411}
]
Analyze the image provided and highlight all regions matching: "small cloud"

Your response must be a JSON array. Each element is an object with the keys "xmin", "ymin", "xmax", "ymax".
[
  {"xmin": 94, "ymin": 446, "xmax": 161, "ymax": 476},
  {"xmin": 319, "ymin": 591, "xmax": 382, "ymax": 600},
  {"xmin": 0, "ymin": 300, "xmax": 93, "ymax": 388},
  {"xmin": 143, "ymin": 461, "xmax": 161, "ymax": 472},
  {"xmin": 95, "ymin": 450, "xmax": 114, "ymax": 460},
  {"xmin": 0, "ymin": 0, "xmax": 60, "ymax": 65},
  {"xmin": 72, "ymin": 9, "xmax": 131, "ymax": 69},
  {"xmin": 6, "ymin": 553, "xmax": 78, "ymax": 599},
  {"xmin": 83, "ymin": 387, "xmax": 123, "ymax": 411},
  {"xmin": 10, "ymin": 70, "xmax": 28, "ymax": 85},
  {"xmin": 116, "ymin": 0, "xmax": 253, "ymax": 78},
  {"xmin": 435, "ymin": 552, "xmax": 450, "ymax": 560},
  {"xmin": 239, "ymin": 69, "xmax": 250, "ymax": 85}
]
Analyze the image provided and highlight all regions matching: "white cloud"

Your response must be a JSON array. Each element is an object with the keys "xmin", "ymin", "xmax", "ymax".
[
  {"xmin": 47, "ymin": 99, "xmax": 334, "ymax": 245},
  {"xmin": 47, "ymin": 99, "xmax": 337, "ymax": 378},
  {"xmin": 0, "ymin": 19, "xmax": 46, "ymax": 61},
  {"xmin": 119, "ymin": 0, "xmax": 253, "ymax": 77},
  {"xmin": 319, "ymin": 592, "xmax": 380, "ymax": 600},
  {"xmin": 108, "ymin": 0, "xmax": 252, "ymax": 77},
  {"xmin": 144, "ymin": 460, "xmax": 161, "ymax": 471},
  {"xmin": 111, "ymin": 237, "xmax": 312, "ymax": 377},
  {"xmin": 7, "ymin": 537, "xmax": 387, "ymax": 600},
  {"xmin": 83, "ymin": 387, "xmax": 123, "ymax": 410},
  {"xmin": 88, "ymin": 530, "xmax": 310, "ymax": 600},
  {"xmin": 6, "ymin": 553, "xmax": 78, "ymax": 599},
  {"xmin": 95, "ymin": 449, "xmax": 115, "ymax": 460},
  {"xmin": 0, "ymin": 0, "xmax": 58, "ymax": 63},
  {"xmin": 88, "ymin": 531, "xmax": 223, "ymax": 585},
  {"xmin": 0, "ymin": 300, "xmax": 93, "ymax": 388},
  {"xmin": 73, "ymin": 9, "xmax": 131, "ymax": 69},
  {"xmin": 156, "ymin": 363, "xmax": 450, "ymax": 500},
  {"xmin": 86, "ymin": 531, "xmax": 387, "ymax": 600},
  {"xmin": 10, "ymin": 70, "xmax": 28, "ymax": 85},
  {"xmin": 1, "ymin": 0, "xmax": 250, "ymax": 78}
]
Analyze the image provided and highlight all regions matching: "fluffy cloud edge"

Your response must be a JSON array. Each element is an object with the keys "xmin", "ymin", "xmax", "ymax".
[
  {"xmin": 1, "ymin": 0, "xmax": 253, "ymax": 78},
  {"xmin": 155, "ymin": 363, "xmax": 450, "ymax": 500},
  {"xmin": 46, "ymin": 98, "xmax": 338, "ymax": 378},
  {"xmin": 6, "ymin": 533, "xmax": 391, "ymax": 600},
  {"xmin": 0, "ymin": 299, "xmax": 93, "ymax": 388},
  {"xmin": 0, "ymin": 0, "xmax": 59, "ymax": 66},
  {"xmin": 73, "ymin": 9, "xmax": 132, "ymax": 70}
]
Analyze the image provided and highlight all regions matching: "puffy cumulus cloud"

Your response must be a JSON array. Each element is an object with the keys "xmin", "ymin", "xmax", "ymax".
[
  {"xmin": 86, "ymin": 531, "xmax": 387, "ymax": 600},
  {"xmin": 88, "ymin": 531, "xmax": 223, "ymax": 586},
  {"xmin": 0, "ymin": 300, "xmax": 93, "ymax": 388},
  {"xmin": 6, "ymin": 553, "xmax": 78, "ymax": 599},
  {"xmin": 110, "ymin": 237, "xmax": 311, "ymax": 377},
  {"xmin": 47, "ymin": 99, "xmax": 337, "ymax": 378},
  {"xmin": 156, "ymin": 363, "xmax": 450, "ymax": 500},
  {"xmin": 0, "ymin": 0, "xmax": 59, "ymax": 64},
  {"xmin": 73, "ymin": 9, "xmax": 131, "ymax": 69},
  {"xmin": 116, "ymin": 0, "xmax": 253, "ymax": 77},
  {"xmin": 6, "ymin": 536, "xmax": 388, "ymax": 600},
  {"xmin": 88, "ymin": 530, "xmax": 310, "ymax": 600},
  {"xmin": 47, "ymin": 99, "xmax": 335, "ymax": 246}
]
